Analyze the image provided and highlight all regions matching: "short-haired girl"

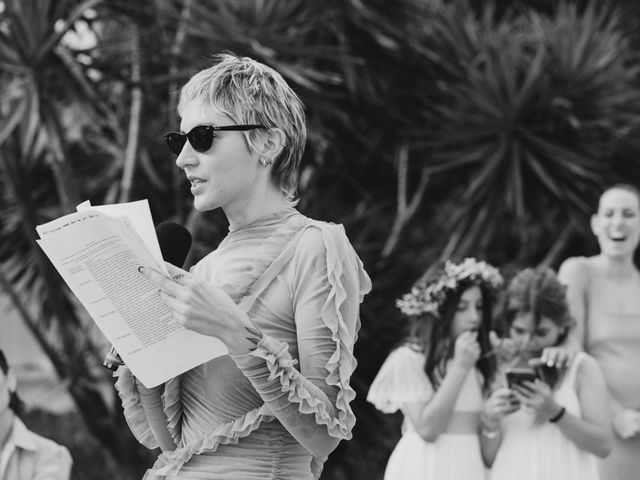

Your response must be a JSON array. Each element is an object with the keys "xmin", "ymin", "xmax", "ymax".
[{"xmin": 481, "ymin": 267, "xmax": 611, "ymax": 480}]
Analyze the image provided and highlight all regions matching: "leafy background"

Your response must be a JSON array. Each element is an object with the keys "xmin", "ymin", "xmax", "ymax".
[{"xmin": 2, "ymin": 0, "xmax": 640, "ymax": 478}]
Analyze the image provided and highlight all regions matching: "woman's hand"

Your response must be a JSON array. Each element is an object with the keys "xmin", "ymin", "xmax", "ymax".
[
  {"xmin": 613, "ymin": 408, "xmax": 640, "ymax": 439},
  {"xmin": 482, "ymin": 387, "xmax": 519, "ymax": 426},
  {"xmin": 451, "ymin": 330, "xmax": 481, "ymax": 370},
  {"xmin": 530, "ymin": 345, "xmax": 575, "ymax": 369},
  {"xmin": 139, "ymin": 262, "xmax": 250, "ymax": 350},
  {"xmin": 511, "ymin": 380, "xmax": 562, "ymax": 421}
]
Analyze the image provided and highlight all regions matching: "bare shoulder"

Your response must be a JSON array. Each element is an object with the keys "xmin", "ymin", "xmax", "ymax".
[
  {"xmin": 576, "ymin": 353, "xmax": 605, "ymax": 386},
  {"xmin": 558, "ymin": 256, "xmax": 590, "ymax": 286}
]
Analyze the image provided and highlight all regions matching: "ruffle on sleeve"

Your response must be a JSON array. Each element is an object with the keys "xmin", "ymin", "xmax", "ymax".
[
  {"xmin": 248, "ymin": 333, "xmax": 356, "ymax": 439},
  {"xmin": 240, "ymin": 222, "xmax": 370, "ymax": 442},
  {"xmin": 161, "ymin": 376, "xmax": 183, "ymax": 445},
  {"xmin": 114, "ymin": 366, "xmax": 159, "ymax": 449},
  {"xmin": 142, "ymin": 404, "xmax": 275, "ymax": 479},
  {"xmin": 314, "ymin": 222, "xmax": 371, "ymax": 438},
  {"xmin": 367, "ymin": 345, "xmax": 434, "ymax": 413}
]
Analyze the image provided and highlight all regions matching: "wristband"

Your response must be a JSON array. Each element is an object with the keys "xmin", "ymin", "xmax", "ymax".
[{"xmin": 549, "ymin": 406, "xmax": 566, "ymax": 423}]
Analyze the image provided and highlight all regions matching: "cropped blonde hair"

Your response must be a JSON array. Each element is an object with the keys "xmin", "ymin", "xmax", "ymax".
[{"xmin": 178, "ymin": 53, "xmax": 307, "ymax": 201}]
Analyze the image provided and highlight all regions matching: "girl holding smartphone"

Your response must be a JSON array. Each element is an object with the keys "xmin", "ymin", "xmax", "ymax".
[{"xmin": 481, "ymin": 267, "xmax": 611, "ymax": 480}]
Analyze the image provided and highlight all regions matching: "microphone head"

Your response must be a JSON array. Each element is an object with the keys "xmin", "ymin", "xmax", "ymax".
[{"xmin": 155, "ymin": 221, "xmax": 192, "ymax": 268}]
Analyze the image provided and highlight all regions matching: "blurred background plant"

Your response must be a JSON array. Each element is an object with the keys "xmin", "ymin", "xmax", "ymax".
[{"xmin": 1, "ymin": 0, "xmax": 640, "ymax": 478}]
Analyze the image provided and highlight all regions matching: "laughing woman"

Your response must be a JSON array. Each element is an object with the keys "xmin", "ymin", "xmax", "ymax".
[
  {"xmin": 115, "ymin": 54, "xmax": 371, "ymax": 480},
  {"xmin": 558, "ymin": 184, "xmax": 640, "ymax": 480}
]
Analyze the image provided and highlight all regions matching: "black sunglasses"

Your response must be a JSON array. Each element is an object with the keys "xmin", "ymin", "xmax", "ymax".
[{"xmin": 164, "ymin": 124, "xmax": 266, "ymax": 155}]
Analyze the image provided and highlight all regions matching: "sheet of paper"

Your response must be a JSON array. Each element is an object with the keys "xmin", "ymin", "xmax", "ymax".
[
  {"xmin": 76, "ymin": 199, "xmax": 167, "ymax": 275},
  {"xmin": 36, "ymin": 208, "xmax": 227, "ymax": 387}
]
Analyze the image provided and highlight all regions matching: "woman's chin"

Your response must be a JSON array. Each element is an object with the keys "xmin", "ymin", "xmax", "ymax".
[{"xmin": 192, "ymin": 196, "xmax": 217, "ymax": 212}]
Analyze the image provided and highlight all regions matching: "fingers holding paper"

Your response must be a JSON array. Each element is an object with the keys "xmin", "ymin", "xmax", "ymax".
[{"xmin": 138, "ymin": 262, "xmax": 249, "ymax": 348}]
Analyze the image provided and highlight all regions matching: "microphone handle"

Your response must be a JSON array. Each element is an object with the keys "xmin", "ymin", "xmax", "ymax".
[{"xmin": 102, "ymin": 345, "xmax": 124, "ymax": 371}]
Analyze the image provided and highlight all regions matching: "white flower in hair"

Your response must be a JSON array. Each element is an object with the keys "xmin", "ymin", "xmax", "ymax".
[{"xmin": 396, "ymin": 257, "xmax": 503, "ymax": 317}]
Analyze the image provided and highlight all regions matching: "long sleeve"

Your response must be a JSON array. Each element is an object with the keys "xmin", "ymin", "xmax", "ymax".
[
  {"xmin": 114, "ymin": 366, "xmax": 165, "ymax": 450},
  {"xmin": 230, "ymin": 223, "xmax": 371, "ymax": 459}
]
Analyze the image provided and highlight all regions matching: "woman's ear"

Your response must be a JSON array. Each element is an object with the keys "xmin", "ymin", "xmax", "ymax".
[
  {"xmin": 259, "ymin": 128, "xmax": 286, "ymax": 161},
  {"xmin": 6, "ymin": 372, "xmax": 17, "ymax": 394}
]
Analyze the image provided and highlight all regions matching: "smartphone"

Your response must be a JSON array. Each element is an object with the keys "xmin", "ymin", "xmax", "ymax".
[{"xmin": 505, "ymin": 368, "xmax": 540, "ymax": 389}]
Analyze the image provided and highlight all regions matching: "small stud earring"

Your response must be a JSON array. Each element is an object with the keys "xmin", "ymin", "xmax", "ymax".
[{"xmin": 260, "ymin": 157, "xmax": 273, "ymax": 167}]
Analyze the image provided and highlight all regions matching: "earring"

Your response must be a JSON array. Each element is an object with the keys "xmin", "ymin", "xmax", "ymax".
[{"xmin": 260, "ymin": 157, "xmax": 273, "ymax": 167}]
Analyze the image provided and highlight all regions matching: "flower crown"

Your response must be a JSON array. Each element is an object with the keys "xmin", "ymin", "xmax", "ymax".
[{"xmin": 396, "ymin": 257, "xmax": 503, "ymax": 317}]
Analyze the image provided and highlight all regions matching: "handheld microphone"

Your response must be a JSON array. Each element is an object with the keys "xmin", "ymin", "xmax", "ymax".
[
  {"xmin": 103, "ymin": 221, "xmax": 192, "ymax": 371},
  {"xmin": 155, "ymin": 220, "xmax": 193, "ymax": 269}
]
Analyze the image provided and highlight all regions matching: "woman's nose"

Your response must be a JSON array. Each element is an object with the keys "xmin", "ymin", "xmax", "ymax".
[{"xmin": 175, "ymin": 145, "xmax": 197, "ymax": 170}]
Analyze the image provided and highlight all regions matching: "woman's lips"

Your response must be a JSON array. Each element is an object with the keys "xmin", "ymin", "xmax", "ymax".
[{"xmin": 188, "ymin": 177, "xmax": 206, "ymax": 195}]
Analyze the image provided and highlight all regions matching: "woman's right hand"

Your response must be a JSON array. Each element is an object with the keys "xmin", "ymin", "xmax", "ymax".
[
  {"xmin": 451, "ymin": 330, "xmax": 481, "ymax": 370},
  {"xmin": 482, "ymin": 388, "xmax": 519, "ymax": 426},
  {"xmin": 613, "ymin": 408, "xmax": 640, "ymax": 439}
]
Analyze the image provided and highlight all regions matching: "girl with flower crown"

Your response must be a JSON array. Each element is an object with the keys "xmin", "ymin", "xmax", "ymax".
[{"xmin": 367, "ymin": 258, "xmax": 503, "ymax": 480}]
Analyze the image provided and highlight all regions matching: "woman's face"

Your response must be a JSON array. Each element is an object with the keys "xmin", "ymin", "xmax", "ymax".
[
  {"xmin": 509, "ymin": 312, "xmax": 563, "ymax": 358},
  {"xmin": 451, "ymin": 285, "xmax": 483, "ymax": 339},
  {"xmin": 591, "ymin": 188, "xmax": 640, "ymax": 259},
  {"xmin": 174, "ymin": 101, "xmax": 263, "ymax": 213}
]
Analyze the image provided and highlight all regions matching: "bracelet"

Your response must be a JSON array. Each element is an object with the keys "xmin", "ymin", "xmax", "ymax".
[{"xmin": 549, "ymin": 406, "xmax": 566, "ymax": 423}]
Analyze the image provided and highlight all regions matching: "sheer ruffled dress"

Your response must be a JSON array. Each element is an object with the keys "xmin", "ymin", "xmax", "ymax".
[
  {"xmin": 115, "ymin": 208, "xmax": 371, "ymax": 479},
  {"xmin": 367, "ymin": 345, "xmax": 486, "ymax": 480}
]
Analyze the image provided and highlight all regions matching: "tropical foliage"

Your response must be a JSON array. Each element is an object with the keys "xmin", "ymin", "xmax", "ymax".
[{"xmin": 1, "ymin": 0, "xmax": 640, "ymax": 478}]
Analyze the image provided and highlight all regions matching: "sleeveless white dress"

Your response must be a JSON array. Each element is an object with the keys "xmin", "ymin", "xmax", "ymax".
[{"xmin": 490, "ymin": 352, "xmax": 600, "ymax": 480}]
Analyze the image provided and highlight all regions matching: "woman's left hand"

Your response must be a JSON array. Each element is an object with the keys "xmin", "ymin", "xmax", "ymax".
[
  {"xmin": 511, "ymin": 380, "xmax": 562, "ymax": 421},
  {"xmin": 139, "ymin": 262, "xmax": 248, "ymax": 345}
]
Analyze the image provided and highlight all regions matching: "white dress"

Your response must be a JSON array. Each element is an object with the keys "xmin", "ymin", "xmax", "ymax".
[
  {"xmin": 490, "ymin": 352, "xmax": 600, "ymax": 480},
  {"xmin": 367, "ymin": 345, "xmax": 487, "ymax": 480}
]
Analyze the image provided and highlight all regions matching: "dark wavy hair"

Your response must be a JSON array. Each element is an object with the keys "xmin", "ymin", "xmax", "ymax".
[
  {"xmin": 0, "ymin": 350, "xmax": 26, "ymax": 418},
  {"xmin": 408, "ymin": 281, "xmax": 497, "ymax": 394}
]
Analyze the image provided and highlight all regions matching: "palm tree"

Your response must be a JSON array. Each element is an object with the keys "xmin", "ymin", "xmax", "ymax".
[
  {"xmin": 396, "ymin": 1, "xmax": 640, "ymax": 268},
  {"xmin": 0, "ymin": 1, "xmax": 155, "ymax": 477},
  {"xmin": 4, "ymin": 1, "xmax": 640, "ymax": 478}
]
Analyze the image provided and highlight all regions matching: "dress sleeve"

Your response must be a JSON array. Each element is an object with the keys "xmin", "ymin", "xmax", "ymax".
[
  {"xmin": 113, "ymin": 366, "xmax": 163, "ymax": 449},
  {"xmin": 367, "ymin": 345, "xmax": 434, "ymax": 413},
  {"xmin": 32, "ymin": 441, "xmax": 73, "ymax": 480},
  {"xmin": 230, "ymin": 222, "xmax": 371, "ymax": 458}
]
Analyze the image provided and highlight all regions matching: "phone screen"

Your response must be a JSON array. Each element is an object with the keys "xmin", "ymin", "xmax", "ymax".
[{"xmin": 505, "ymin": 368, "xmax": 539, "ymax": 389}]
